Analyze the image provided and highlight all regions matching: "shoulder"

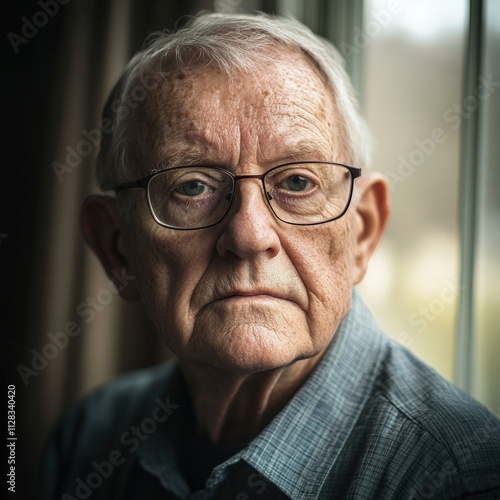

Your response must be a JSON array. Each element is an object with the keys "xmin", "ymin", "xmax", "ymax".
[
  {"xmin": 306, "ymin": 292, "xmax": 500, "ymax": 497},
  {"xmin": 364, "ymin": 338, "xmax": 500, "ymax": 497},
  {"xmin": 43, "ymin": 362, "xmax": 179, "ymax": 467},
  {"xmin": 63, "ymin": 360, "xmax": 178, "ymax": 432},
  {"xmin": 379, "ymin": 339, "xmax": 499, "ymax": 442},
  {"xmin": 77, "ymin": 360, "xmax": 178, "ymax": 412},
  {"xmin": 37, "ymin": 360, "xmax": 182, "ymax": 499}
]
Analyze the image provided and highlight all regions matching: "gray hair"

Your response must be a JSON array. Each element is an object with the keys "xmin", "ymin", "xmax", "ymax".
[{"xmin": 96, "ymin": 12, "xmax": 371, "ymax": 192}]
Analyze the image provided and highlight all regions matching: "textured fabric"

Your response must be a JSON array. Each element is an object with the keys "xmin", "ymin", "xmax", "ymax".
[{"xmin": 37, "ymin": 290, "xmax": 500, "ymax": 499}]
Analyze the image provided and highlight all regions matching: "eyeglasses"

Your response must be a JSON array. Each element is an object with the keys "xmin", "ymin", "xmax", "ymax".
[{"xmin": 116, "ymin": 162, "xmax": 361, "ymax": 230}]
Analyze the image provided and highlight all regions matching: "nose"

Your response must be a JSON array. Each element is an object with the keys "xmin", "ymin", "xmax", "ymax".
[{"xmin": 216, "ymin": 180, "xmax": 281, "ymax": 260}]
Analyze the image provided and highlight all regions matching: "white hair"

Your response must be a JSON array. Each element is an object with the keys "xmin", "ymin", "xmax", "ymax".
[{"xmin": 96, "ymin": 12, "xmax": 371, "ymax": 192}]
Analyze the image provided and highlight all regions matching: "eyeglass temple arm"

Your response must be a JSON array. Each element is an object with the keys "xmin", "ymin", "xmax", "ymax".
[{"xmin": 348, "ymin": 166, "xmax": 362, "ymax": 179}]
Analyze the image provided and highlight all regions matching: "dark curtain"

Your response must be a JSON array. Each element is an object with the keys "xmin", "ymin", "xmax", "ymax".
[{"xmin": 3, "ymin": 1, "xmax": 276, "ymax": 497}]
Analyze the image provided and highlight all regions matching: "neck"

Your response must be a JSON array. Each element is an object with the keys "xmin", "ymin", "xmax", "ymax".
[{"xmin": 179, "ymin": 352, "xmax": 325, "ymax": 445}]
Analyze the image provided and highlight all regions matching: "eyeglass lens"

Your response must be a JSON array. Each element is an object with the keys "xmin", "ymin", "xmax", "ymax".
[{"xmin": 147, "ymin": 163, "xmax": 352, "ymax": 229}]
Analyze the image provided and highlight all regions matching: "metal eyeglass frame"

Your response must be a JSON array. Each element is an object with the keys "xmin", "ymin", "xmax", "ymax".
[{"xmin": 115, "ymin": 161, "xmax": 362, "ymax": 230}]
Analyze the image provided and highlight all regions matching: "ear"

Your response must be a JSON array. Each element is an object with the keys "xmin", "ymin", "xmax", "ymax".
[
  {"xmin": 351, "ymin": 173, "xmax": 391, "ymax": 285},
  {"xmin": 81, "ymin": 195, "xmax": 140, "ymax": 302}
]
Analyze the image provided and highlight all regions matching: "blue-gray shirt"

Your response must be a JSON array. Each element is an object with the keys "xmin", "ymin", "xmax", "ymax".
[{"xmin": 38, "ymin": 291, "xmax": 500, "ymax": 499}]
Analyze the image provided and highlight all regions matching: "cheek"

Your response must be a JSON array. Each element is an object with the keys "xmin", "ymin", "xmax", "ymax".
[
  {"xmin": 128, "ymin": 223, "xmax": 216, "ymax": 350},
  {"xmin": 285, "ymin": 221, "xmax": 354, "ymax": 341}
]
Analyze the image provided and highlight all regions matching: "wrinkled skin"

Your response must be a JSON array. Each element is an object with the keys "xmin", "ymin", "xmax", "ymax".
[
  {"xmin": 129, "ymin": 51, "xmax": 354, "ymax": 371},
  {"xmin": 83, "ymin": 48, "xmax": 389, "ymax": 443}
]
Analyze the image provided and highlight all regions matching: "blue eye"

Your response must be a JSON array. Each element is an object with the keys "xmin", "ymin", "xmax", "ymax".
[
  {"xmin": 177, "ymin": 181, "xmax": 208, "ymax": 197},
  {"xmin": 284, "ymin": 175, "xmax": 310, "ymax": 191}
]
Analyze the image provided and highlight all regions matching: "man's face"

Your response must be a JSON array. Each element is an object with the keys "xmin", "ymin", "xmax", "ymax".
[{"xmin": 120, "ymin": 49, "xmax": 359, "ymax": 373}]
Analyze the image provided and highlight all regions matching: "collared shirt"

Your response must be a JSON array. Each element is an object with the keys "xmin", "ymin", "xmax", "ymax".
[{"xmin": 38, "ymin": 291, "xmax": 500, "ymax": 499}]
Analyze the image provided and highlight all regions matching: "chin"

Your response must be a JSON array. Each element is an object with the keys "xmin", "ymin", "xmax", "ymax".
[{"xmin": 185, "ymin": 323, "xmax": 319, "ymax": 374}]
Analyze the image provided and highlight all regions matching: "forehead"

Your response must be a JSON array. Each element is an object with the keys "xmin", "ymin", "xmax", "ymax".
[{"xmin": 134, "ymin": 49, "xmax": 341, "ymax": 170}]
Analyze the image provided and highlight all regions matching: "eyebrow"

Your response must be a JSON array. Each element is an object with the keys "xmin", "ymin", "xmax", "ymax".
[
  {"xmin": 156, "ymin": 139, "xmax": 332, "ymax": 170},
  {"xmin": 283, "ymin": 140, "xmax": 331, "ymax": 162},
  {"xmin": 158, "ymin": 150, "xmax": 216, "ymax": 168}
]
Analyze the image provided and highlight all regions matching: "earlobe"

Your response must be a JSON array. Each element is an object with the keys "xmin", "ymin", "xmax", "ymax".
[
  {"xmin": 81, "ymin": 195, "xmax": 140, "ymax": 302},
  {"xmin": 352, "ymin": 174, "xmax": 391, "ymax": 285}
]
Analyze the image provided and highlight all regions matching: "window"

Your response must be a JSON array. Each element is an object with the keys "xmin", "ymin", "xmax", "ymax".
[
  {"xmin": 471, "ymin": 0, "xmax": 500, "ymax": 415},
  {"xmin": 360, "ymin": 0, "xmax": 467, "ymax": 383}
]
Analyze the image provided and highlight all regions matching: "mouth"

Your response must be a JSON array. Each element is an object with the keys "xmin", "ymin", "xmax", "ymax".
[
  {"xmin": 224, "ymin": 290, "xmax": 279, "ymax": 298},
  {"xmin": 223, "ymin": 294, "xmax": 277, "ymax": 302},
  {"xmin": 213, "ymin": 289, "xmax": 287, "ymax": 305},
  {"xmin": 195, "ymin": 283, "xmax": 304, "ymax": 316}
]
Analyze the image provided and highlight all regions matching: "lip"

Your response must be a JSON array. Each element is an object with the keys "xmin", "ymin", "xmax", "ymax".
[
  {"xmin": 212, "ymin": 294, "xmax": 283, "ymax": 310},
  {"xmin": 197, "ymin": 285, "xmax": 301, "ymax": 313},
  {"xmin": 224, "ymin": 288, "xmax": 283, "ymax": 298},
  {"xmin": 212, "ymin": 289, "xmax": 287, "ymax": 304},
  {"xmin": 222, "ymin": 293, "xmax": 277, "ymax": 301}
]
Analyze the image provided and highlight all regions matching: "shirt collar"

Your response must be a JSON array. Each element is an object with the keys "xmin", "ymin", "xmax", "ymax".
[
  {"xmin": 138, "ymin": 289, "xmax": 386, "ymax": 498},
  {"xmin": 230, "ymin": 289, "xmax": 386, "ymax": 498}
]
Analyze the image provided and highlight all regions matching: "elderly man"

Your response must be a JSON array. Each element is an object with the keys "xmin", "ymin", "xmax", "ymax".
[{"xmin": 39, "ymin": 12, "xmax": 500, "ymax": 500}]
